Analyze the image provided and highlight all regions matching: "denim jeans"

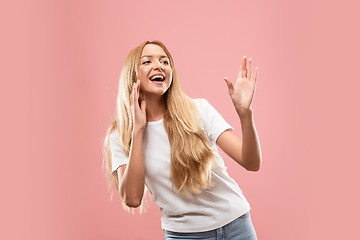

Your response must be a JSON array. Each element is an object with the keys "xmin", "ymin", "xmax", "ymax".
[{"xmin": 163, "ymin": 211, "xmax": 257, "ymax": 240}]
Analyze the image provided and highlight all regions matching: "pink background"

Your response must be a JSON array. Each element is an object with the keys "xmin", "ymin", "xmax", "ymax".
[{"xmin": 1, "ymin": 0, "xmax": 359, "ymax": 239}]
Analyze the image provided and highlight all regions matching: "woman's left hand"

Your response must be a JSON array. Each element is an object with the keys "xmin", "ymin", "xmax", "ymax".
[{"xmin": 224, "ymin": 56, "xmax": 259, "ymax": 115}]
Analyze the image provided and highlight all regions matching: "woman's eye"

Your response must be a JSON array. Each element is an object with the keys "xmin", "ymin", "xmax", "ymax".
[{"xmin": 142, "ymin": 60, "xmax": 168, "ymax": 65}]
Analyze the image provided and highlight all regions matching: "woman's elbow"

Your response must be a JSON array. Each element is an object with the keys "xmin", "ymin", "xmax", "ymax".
[
  {"xmin": 119, "ymin": 186, "xmax": 143, "ymax": 208},
  {"xmin": 247, "ymin": 165, "xmax": 260, "ymax": 172},
  {"xmin": 121, "ymin": 191, "xmax": 142, "ymax": 208},
  {"xmin": 246, "ymin": 159, "xmax": 262, "ymax": 172},
  {"xmin": 124, "ymin": 198, "xmax": 142, "ymax": 208}
]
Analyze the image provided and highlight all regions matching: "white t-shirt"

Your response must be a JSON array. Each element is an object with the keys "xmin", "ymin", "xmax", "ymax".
[{"xmin": 109, "ymin": 98, "xmax": 251, "ymax": 232}]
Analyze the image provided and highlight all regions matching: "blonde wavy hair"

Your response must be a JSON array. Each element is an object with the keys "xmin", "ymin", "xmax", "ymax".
[{"xmin": 102, "ymin": 40, "xmax": 217, "ymax": 213}]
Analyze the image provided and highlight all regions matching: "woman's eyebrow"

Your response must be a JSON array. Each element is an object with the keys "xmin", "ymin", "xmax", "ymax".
[{"xmin": 141, "ymin": 55, "xmax": 168, "ymax": 59}]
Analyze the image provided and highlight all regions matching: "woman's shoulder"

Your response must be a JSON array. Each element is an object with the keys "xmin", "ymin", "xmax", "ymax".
[
  {"xmin": 190, "ymin": 98, "xmax": 215, "ymax": 123},
  {"xmin": 109, "ymin": 128, "xmax": 120, "ymax": 142},
  {"xmin": 191, "ymin": 97, "xmax": 213, "ymax": 112},
  {"xmin": 191, "ymin": 97, "xmax": 208, "ymax": 107}
]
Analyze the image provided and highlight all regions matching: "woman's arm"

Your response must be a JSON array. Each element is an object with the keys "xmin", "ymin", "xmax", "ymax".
[
  {"xmin": 118, "ymin": 79, "xmax": 147, "ymax": 208},
  {"xmin": 118, "ymin": 127, "xmax": 145, "ymax": 208},
  {"xmin": 220, "ymin": 55, "xmax": 261, "ymax": 171},
  {"xmin": 216, "ymin": 109, "xmax": 262, "ymax": 171}
]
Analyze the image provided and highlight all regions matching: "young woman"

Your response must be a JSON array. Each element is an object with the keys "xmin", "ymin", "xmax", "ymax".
[{"xmin": 103, "ymin": 40, "xmax": 261, "ymax": 239}]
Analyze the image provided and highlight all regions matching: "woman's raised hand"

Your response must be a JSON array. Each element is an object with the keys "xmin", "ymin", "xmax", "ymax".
[
  {"xmin": 224, "ymin": 56, "xmax": 259, "ymax": 115},
  {"xmin": 130, "ymin": 80, "xmax": 147, "ymax": 131}
]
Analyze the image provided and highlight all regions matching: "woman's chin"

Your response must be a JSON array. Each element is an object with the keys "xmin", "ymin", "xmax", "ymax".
[
  {"xmin": 143, "ymin": 88, "xmax": 168, "ymax": 97},
  {"xmin": 141, "ymin": 80, "xmax": 171, "ymax": 97},
  {"xmin": 149, "ymin": 82, "xmax": 169, "ymax": 93}
]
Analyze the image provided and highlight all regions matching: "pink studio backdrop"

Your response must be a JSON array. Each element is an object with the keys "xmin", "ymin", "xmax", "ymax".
[{"xmin": 1, "ymin": 0, "xmax": 359, "ymax": 239}]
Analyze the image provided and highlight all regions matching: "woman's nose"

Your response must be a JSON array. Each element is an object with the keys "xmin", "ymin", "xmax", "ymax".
[{"xmin": 154, "ymin": 61, "xmax": 164, "ymax": 71}]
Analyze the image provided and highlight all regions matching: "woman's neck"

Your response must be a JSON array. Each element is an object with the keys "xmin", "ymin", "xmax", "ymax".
[{"xmin": 145, "ymin": 95, "xmax": 166, "ymax": 122}]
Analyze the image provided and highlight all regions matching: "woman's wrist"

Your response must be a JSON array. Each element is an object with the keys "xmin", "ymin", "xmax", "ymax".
[
  {"xmin": 132, "ymin": 126, "xmax": 145, "ymax": 136},
  {"xmin": 236, "ymin": 107, "xmax": 253, "ymax": 119}
]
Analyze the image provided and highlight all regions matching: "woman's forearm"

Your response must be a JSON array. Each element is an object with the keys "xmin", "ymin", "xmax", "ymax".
[
  {"xmin": 237, "ymin": 108, "xmax": 262, "ymax": 171},
  {"xmin": 119, "ymin": 127, "xmax": 145, "ymax": 207}
]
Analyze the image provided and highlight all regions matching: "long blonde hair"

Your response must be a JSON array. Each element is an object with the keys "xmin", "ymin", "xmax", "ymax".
[{"xmin": 102, "ymin": 40, "xmax": 217, "ymax": 213}]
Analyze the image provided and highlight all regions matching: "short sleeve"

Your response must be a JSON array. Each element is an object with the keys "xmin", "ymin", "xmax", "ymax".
[
  {"xmin": 109, "ymin": 130, "xmax": 129, "ymax": 176},
  {"xmin": 198, "ymin": 98, "xmax": 234, "ymax": 143}
]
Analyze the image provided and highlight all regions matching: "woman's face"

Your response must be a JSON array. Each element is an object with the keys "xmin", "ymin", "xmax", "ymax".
[{"xmin": 137, "ymin": 44, "xmax": 173, "ymax": 97}]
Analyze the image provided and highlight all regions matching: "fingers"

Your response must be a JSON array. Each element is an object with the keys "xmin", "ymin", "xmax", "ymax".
[
  {"xmin": 253, "ymin": 67, "xmax": 259, "ymax": 83},
  {"xmin": 237, "ymin": 56, "xmax": 249, "ymax": 79},
  {"xmin": 241, "ymin": 56, "xmax": 258, "ymax": 82},
  {"xmin": 136, "ymin": 79, "xmax": 140, "ymax": 98},
  {"xmin": 224, "ymin": 77, "xmax": 234, "ymax": 95},
  {"xmin": 240, "ymin": 56, "xmax": 247, "ymax": 78},
  {"xmin": 130, "ymin": 84, "xmax": 135, "ymax": 105},
  {"xmin": 140, "ymin": 99, "xmax": 146, "ymax": 113},
  {"xmin": 248, "ymin": 58, "xmax": 253, "ymax": 81},
  {"xmin": 131, "ymin": 80, "xmax": 141, "ymax": 109}
]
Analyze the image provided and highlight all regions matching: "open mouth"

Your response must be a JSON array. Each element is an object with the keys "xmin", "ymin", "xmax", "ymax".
[{"xmin": 150, "ymin": 75, "xmax": 165, "ymax": 82}]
